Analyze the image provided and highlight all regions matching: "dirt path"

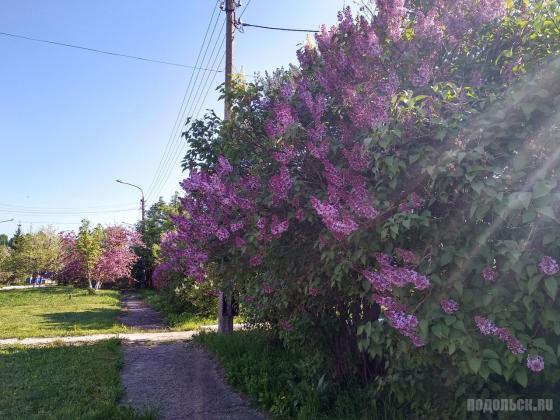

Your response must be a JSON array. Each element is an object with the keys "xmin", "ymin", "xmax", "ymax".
[
  {"xmin": 119, "ymin": 292, "xmax": 266, "ymax": 420},
  {"xmin": 119, "ymin": 290, "xmax": 167, "ymax": 330}
]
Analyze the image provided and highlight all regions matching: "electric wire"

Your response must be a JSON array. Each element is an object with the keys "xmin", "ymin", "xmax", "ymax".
[
  {"xmin": 0, "ymin": 30, "xmax": 224, "ymax": 71},
  {"xmin": 147, "ymin": 0, "xmax": 253, "ymax": 202},
  {"xmin": 144, "ymin": 0, "xmax": 223, "ymax": 202}
]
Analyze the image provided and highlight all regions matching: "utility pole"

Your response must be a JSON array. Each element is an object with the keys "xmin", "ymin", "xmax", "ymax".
[
  {"xmin": 218, "ymin": 0, "xmax": 236, "ymax": 334},
  {"xmin": 116, "ymin": 179, "xmax": 148, "ymax": 287}
]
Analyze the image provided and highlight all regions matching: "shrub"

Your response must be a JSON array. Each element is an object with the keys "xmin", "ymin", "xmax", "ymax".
[{"xmin": 158, "ymin": 1, "xmax": 560, "ymax": 414}]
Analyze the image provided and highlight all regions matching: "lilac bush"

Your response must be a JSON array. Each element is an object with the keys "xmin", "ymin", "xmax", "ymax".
[{"xmin": 157, "ymin": 0, "xmax": 560, "ymax": 413}]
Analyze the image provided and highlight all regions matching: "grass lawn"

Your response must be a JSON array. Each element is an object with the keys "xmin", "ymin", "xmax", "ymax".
[
  {"xmin": 197, "ymin": 330, "xmax": 404, "ymax": 419},
  {"xmin": 0, "ymin": 286, "xmax": 130, "ymax": 339},
  {"xmin": 0, "ymin": 340, "xmax": 155, "ymax": 420}
]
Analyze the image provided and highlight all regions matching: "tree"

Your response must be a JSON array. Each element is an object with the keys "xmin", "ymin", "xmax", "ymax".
[
  {"xmin": 0, "ymin": 234, "xmax": 8, "ymax": 247},
  {"xmin": 91, "ymin": 226, "xmax": 141, "ymax": 290},
  {"xmin": 7, "ymin": 228, "xmax": 62, "ymax": 279},
  {"xmin": 76, "ymin": 220, "xmax": 104, "ymax": 289},
  {"xmin": 8, "ymin": 224, "xmax": 23, "ymax": 250},
  {"xmin": 54, "ymin": 232, "xmax": 84, "ymax": 285},
  {"xmin": 0, "ymin": 245, "xmax": 12, "ymax": 284},
  {"xmin": 134, "ymin": 196, "xmax": 180, "ymax": 284}
]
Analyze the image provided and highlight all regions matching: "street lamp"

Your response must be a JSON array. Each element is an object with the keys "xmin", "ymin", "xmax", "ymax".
[
  {"xmin": 116, "ymin": 179, "xmax": 145, "ymax": 224},
  {"xmin": 0, "ymin": 219, "xmax": 14, "ymax": 224},
  {"xmin": 116, "ymin": 179, "xmax": 147, "ymax": 287}
]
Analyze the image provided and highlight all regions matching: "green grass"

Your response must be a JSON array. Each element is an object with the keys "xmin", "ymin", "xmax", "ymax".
[
  {"xmin": 196, "ymin": 330, "xmax": 404, "ymax": 419},
  {"xmin": 139, "ymin": 289, "xmax": 217, "ymax": 331},
  {"xmin": 0, "ymin": 286, "xmax": 130, "ymax": 339},
  {"xmin": 0, "ymin": 340, "xmax": 156, "ymax": 420}
]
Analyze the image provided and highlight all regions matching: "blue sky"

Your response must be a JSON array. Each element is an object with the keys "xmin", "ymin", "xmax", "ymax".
[{"xmin": 0, "ymin": 0, "xmax": 351, "ymax": 236}]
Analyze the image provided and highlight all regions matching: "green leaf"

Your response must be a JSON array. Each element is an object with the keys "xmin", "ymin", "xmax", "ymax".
[
  {"xmin": 537, "ymin": 206, "xmax": 558, "ymax": 223},
  {"xmin": 528, "ymin": 276, "xmax": 540, "ymax": 295},
  {"xmin": 544, "ymin": 277, "xmax": 558, "ymax": 300},
  {"xmin": 448, "ymin": 342, "xmax": 456, "ymax": 355},
  {"xmin": 482, "ymin": 349, "xmax": 500, "ymax": 359},
  {"xmin": 488, "ymin": 359, "xmax": 502, "ymax": 375},
  {"xmin": 515, "ymin": 369, "xmax": 528, "ymax": 387},
  {"xmin": 508, "ymin": 192, "xmax": 532, "ymax": 210},
  {"xmin": 468, "ymin": 357, "xmax": 482, "ymax": 374}
]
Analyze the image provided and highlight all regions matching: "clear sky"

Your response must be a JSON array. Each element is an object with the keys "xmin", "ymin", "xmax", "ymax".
[{"xmin": 0, "ymin": 0, "xmax": 350, "ymax": 236}]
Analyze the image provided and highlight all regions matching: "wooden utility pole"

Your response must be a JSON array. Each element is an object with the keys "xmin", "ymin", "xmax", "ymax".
[{"xmin": 218, "ymin": 0, "xmax": 236, "ymax": 334}]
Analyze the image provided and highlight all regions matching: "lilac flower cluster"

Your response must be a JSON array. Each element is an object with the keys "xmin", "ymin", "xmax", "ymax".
[
  {"xmin": 440, "ymin": 299, "xmax": 459, "ymax": 314},
  {"xmin": 539, "ymin": 256, "xmax": 559, "ymax": 276},
  {"xmin": 249, "ymin": 255, "xmax": 263, "ymax": 267},
  {"xmin": 278, "ymin": 319, "xmax": 293, "ymax": 332},
  {"xmin": 374, "ymin": 294, "xmax": 424, "ymax": 347},
  {"xmin": 527, "ymin": 355, "xmax": 544, "ymax": 372},
  {"xmin": 310, "ymin": 196, "xmax": 359, "ymax": 238},
  {"xmin": 474, "ymin": 316, "xmax": 526, "ymax": 355},
  {"xmin": 482, "ymin": 266, "xmax": 497, "ymax": 282},
  {"xmin": 398, "ymin": 192, "xmax": 425, "ymax": 213},
  {"xmin": 474, "ymin": 316, "xmax": 498, "ymax": 335},
  {"xmin": 270, "ymin": 217, "xmax": 289, "ymax": 237},
  {"xmin": 262, "ymin": 283, "xmax": 275, "ymax": 294},
  {"xmin": 366, "ymin": 252, "xmax": 430, "ymax": 291},
  {"xmin": 395, "ymin": 248, "xmax": 417, "ymax": 265},
  {"xmin": 269, "ymin": 166, "xmax": 292, "ymax": 203}
]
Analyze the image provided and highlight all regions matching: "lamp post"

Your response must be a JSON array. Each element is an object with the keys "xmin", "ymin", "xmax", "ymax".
[
  {"xmin": 116, "ymin": 179, "xmax": 147, "ymax": 287},
  {"xmin": 0, "ymin": 219, "xmax": 14, "ymax": 224}
]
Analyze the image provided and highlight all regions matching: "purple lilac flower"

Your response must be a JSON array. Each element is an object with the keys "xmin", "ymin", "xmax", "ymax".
[
  {"xmin": 539, "ymin": 256, "xmax": 559, "ymax": 276},
  {"xmin": 410, "ymin": 59, "xmax": 434, "ymax": 87},
  {"xmin": 374, "ymin": 252, "xmax": 394, "ymax": 267},
  {"xmin": 346, "ymin": 193, "xmax": 379, "ymax": 220},
  {"xmin": 279, "ymin": 82, "xmax": 293, "ymax": 99},
  {"xmin": 256, "ymin": 217, "xmax": 267, "ymax": 230},
  {"xmin": 271, "ymin": 147, "xmax": 296, "ymax": 165},
  {"xmin": 410, "ymin": 192, "xmax": 425, "ymax": 209},
  {"xmin": 363, "ymin": 270, "xmax": 391, "ymax": 291},
  {"xmin": 215, "ymin": 227, "xmax": 230, "ymax": 242},
  {"xmin": 506, "ymin": 337, "xmax": 526, "ymax": 355},
  {"xmin": 270, "ymin": 218, "xmax": 289, "ymax": 237},
  {"xmin": 395, "ymin": 248, "xmax": 417, "ymax": 265},
  {"xmin": 527, "ymin": 355, "xmax": 544, "ymax": 372},
  {"xmin": 495, "ymin": 327, "xmax": 511, "ymax": 341},
  {"xmin": 482, "ymin": 266, "xmax": 497, "ymax": 282},
  {"xmin": 216, "ymin": 156, "xmax": 233, "ymax": 176},
  {"xmin": 474, "ymin": 316, "xmax": 498, "ymax": 335},
  {"xmin": 230, "ymin": 221, "xmax": 244, "ymax": 232},
  {"xmin": 234, "ymin": 236, "xmax": 246, "ymax": 248},
  {"xmin": 249, "ymin": 255, "xmax": 262, "ymax": 267},
  {"xmin": 440, "ymin": 299, "xmax": 459, "ymax": 314},
  {"xmin": 269, "ymin": 166, "xmax": 292, "ymax": 203},
  {"xmin": 278, "ymin": 319, "xmax": 293, "ymax": 332},
  {"xmin": 310, "ymin": 197, "xmax": 359, "ymax": 238},
  {"xmin": 475, "ymin": 317, "xmax": 527, "ymax": 356},
  {"xmin": 262, "ymin": 283, "xmax": 275, "ymax": 294},
  {"xmin": 373, "ymin": 294, "xmax": 405, "ymax": 312}
]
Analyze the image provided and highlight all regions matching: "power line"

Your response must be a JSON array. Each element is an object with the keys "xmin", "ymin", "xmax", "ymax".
[
  {"xmin": 145, "ymin": 0, "xmax": 223, "ymax": 202},
  {"xmin": 148, "ymin": 26, "xmax": 226, "ymax": 202},
  {"xmin": 146, "ymin": 0, "xmax": 253, "ymax": 203},
  {"xmin": 0, "ymin": 30, "xmax": 224, "ymax": 72},
  {"xmin": 239, "ymin": 22, "xmax": 319, "ymax": 33},
  {"xmin": 0, "ymin": 207, "xmax": 138, "ymax": 215},
  {"xmin": 0, "ymin": 202, "xmax": 138, "ymax": 211}
]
